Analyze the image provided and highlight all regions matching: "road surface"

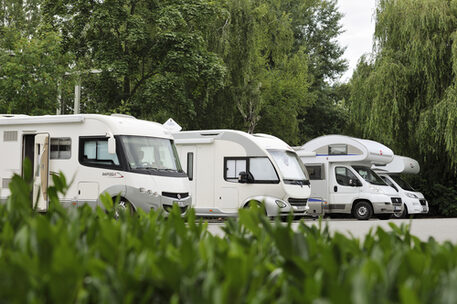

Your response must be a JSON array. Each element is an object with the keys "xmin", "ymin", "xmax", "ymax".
[{"xmin": 206, "ymin": 218, "xmax": 457, "ymax": 243}]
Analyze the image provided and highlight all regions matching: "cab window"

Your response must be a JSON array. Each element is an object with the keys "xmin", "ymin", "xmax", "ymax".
[{"xmin": 335, "ymin": 167, "xmax": 360, "ymax": 186}]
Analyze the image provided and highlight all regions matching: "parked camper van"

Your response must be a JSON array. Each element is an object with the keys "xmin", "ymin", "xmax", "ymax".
[
  {"xmin": 373, "ymin": 155, "xmax": 429, "ymax": 218},
  {"xmin": 296, "ymin": 135, "xmax": 403, "ymax": 220},
  {"xmin": 173, "ymin": 130, "xmax": 311, "ymax": 217},
  {"xmin": 0, "ymin": 114, "xmax": 191, "ymax": 214}
]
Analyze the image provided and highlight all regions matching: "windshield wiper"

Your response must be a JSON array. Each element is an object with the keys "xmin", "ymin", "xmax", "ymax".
[
  {"xmin": 157, "ymin": 168, "xmax": 178, "ymax": 172},
  {"xmin": 135, "ymin": 166, "xmax": 159, "ymax": 171},
  {"xmin": 284, "ymin": 179, "xmax": 310, "ymax": 186}
]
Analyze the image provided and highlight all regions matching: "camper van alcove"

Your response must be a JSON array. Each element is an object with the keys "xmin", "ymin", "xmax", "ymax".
[
  {"xmin": 373, "ymin": 155, "xmax": 429, "ymax": 218},
  {"xmin": 296, "ymin": 135, "xmax": 403, "ymax": 220},
  {"xmin": 0, "ymin": 114, "xmax": 191, "ymax": 214},
  {"xmin": 173, "ymin": 130, "xmax": 311, "ymax": 217}
]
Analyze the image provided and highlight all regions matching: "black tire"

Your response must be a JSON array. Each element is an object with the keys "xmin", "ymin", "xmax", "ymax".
[
  {"xmin": 393, "ymin": 205, "xmax": 408, "ymax": 219},
  {"xmin": 353, "ymin": 201, "xmax": 373, "ymax": 220},
  {"xmin": 243, "ymin": 201, "xmax": 267, "ymax": 216},
  {"xmin": 377, "ymin": 214, "xmax": 392, "ymax": 220},
  {"xmin": 114, "ymin": 198, "xmax": 134, "ymax": 218}
]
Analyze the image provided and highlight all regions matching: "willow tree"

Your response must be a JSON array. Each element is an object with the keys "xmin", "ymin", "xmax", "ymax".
[
  {"xmin": 348, "ymin": 0, "xmax": 457, "ymax": 214},
  {"xmin": 349, "ymin": 0, "xmax": 457, "ymax": 168}
]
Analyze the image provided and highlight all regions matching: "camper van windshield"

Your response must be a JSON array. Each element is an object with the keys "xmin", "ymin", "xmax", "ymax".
[
  {"xmin": 352, "ymin": 166, "xmax": 386, "ymax": 186},
  {"xmin": 268, "ymin": 150, "xmax": 309, "ymax": 184},
  {"xmin": 390, "ymin": 175, "xmax": 415, "ymax": 191},
  {"xmin": 120, "ymin": 136, "xmax": 182, "ymax": 172}
]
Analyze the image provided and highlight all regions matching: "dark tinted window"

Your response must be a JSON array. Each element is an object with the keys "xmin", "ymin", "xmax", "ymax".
[
  {"xmin": 306, "ymin": 165, "xmax": 324, "ymax": 180},
  {"xmin": 335, "ymin": 167, "xmax": 359, "ymax": 186},
  {"xmin": 50, "ymin": 138, "xmax": 71, "ymax": 159},
  {"xmin": 391, "ymin": 175, "xmax": 415, "ymax": 191},
  {"xmin": 352, "ymin": 166, "xmax": 386, "ymax": 185},
  {"xmin": 187, "ymin": 152, "xmax": 193, "ymax": 181}
]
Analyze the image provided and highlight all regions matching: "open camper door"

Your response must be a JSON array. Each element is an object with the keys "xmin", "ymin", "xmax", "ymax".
[{"xmin": 33, "ymin": 133, "xmax": 50, "ymax": 212}]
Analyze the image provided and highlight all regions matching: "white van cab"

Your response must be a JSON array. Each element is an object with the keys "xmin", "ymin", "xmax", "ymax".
[
  {"xmin": 173, "ymin": 129, "xmax": 311, "ymax": 217},
  {"xmin": 0, "ymin": 114, "xmax": 191, "ymax": 214},
  {"xmin": 373, "ymin": 155, "xmax": 429, "ymax": 218},
  {"xmin": 296, "ymin": 135, "xmax": 403, "ymax": 220}
]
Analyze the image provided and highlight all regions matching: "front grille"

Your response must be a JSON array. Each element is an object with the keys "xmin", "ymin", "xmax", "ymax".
[
  {"xmin": 163, "ymin": 204, "xmax": 188, "ymax": 214},
  {"xmin": 391, "ymin": 197, "xmax": 402, "ymax": 205},
  {"xmin": 288, "ymin": 198, "xmax": 308, "ymax": 206},
  {"xmin": 162, "ymin": 192, "xmax": 189, "ymax": 199},
  {"xmin": 419, "ymin": 199, "xmax": 426, "ymax": 206}
]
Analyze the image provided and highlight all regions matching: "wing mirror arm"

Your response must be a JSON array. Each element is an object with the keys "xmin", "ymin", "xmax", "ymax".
[{"xmin": 106, "ymin": 132, "xmax": 116, "ymax": 154}]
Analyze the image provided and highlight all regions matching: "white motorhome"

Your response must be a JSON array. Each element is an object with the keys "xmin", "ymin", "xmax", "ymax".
[
  {"xmin": 0, "ymin": 114, "xmax": 191, "ymax": 214},
  {"xmin": 173, "ymin": 130, "xmax": 311, "ymax": 217},
  {"xmin": 373, "ymin": 155, "xmax": 429, "ymax": 218},
  {"xmin": 296, "ymin": 135, "xmax": 403, "ymax": 220}
]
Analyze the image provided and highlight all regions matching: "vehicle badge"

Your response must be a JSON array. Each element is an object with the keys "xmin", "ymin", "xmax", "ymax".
[{"xmin": 177, "ymin": 193, "xmax": 181, "ymax": 200}]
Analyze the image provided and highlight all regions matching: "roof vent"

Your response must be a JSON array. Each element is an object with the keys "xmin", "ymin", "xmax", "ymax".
[{"xmin": 3, "ymin": 131, "xmax": 18, "ymax": 142}]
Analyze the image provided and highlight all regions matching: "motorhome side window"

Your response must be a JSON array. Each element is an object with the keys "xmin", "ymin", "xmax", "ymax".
[
  {"xmin": 305, "ymin": 165, "xmax": 324, "ymax": 180},
  {"xmin": 335, "ymin": 167, "xmax": 359, "ymax": 186},
  {"xmin": 329, "ymin": 144, "xmax": 347, "ymax": 155},
  {"xmin": 50, "ymin": 138, "xmax": 71, "ymax": 159},
  {"xmin": 187, "ymin": 152, "xmax": 193, "ymax": 181},
  {"xmin": 225, "ymin": 159, "xmax": 246, "ymax": 181},
  {"xmin": 79, "ymin": 137, "xmax": 120, "ymax": 168},
  {"xmin": 224, "ymin": 157, "xmax": 279, "ymax": 183}
]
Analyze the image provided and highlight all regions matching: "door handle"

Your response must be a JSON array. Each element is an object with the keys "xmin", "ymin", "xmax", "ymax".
[{"xmin": 334, "ymin": 186, "xmax": 338, "ymax": 192}]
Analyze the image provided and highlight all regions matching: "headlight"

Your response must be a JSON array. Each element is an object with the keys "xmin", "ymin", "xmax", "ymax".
[
  {"xmin": 275, "ymin": 200, "xmax": 287, "ymax": 208},
  {"xmin": 369, "ymin": 186, "xmax": 385, "ymax": 194},
  {"xmin": 406, "ymin": 193, "xmax": 418, "ymax": 198}
]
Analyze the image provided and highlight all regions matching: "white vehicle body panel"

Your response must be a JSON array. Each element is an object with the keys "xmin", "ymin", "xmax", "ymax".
[
  {"xmin": 296, "ymin": 135, "xmax": 403, "ymax": 217},
  {"xmin": 373, "ymin": 155, "xmax": 429, "ymax": 216},
  {"xmin": 174, "ymin": 130, "xmax": 311, "ymax": 217},
  {"xmin": 0, "ymin": 114, "xmax": 191, "ymax": 214},
  {"xmin": 372, "ymin": 155, "xmax": 420, "ymax": 174},
  {"xmin": 378, "ymin": 173, "xmax": 429, "ymax": 215}
]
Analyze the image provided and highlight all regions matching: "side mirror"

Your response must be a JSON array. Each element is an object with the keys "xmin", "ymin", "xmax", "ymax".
[
  {"xmin": 238, "ymin": 171, "xmax": 248, "ymax": 183},
  {"xmin": 108, "ymin": 136, "xmax": 116, "ymax": 154},
  {"xmin": 391, "ymin": 185, "xmax": 399, "ymax": 192},
  {"xmin": 238, "ymin": 171, "xmax": 254, "ymax": 184},
  {"xmin": 349, "ymin": 179, "xmax": 361, "ymax": 187}
]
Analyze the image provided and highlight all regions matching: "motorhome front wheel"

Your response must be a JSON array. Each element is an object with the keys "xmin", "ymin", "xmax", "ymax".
[
  {"xmin": 114, "ymin": 198, "xmax": 134, "ymax": 219},
  {"xmin": 353, "ymin": 201, "xmax": 373, "ymax": 220}
]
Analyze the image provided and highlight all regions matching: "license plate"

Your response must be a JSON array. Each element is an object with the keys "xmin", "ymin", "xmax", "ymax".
[
  {"xmin": 422, "ymin": 206, "xmax": 427, "ymax": 212},
  {"xmin": 173, "ymin": 201, "xmax": 185, "ymax": 207},
  {"xmin": 394, "ymin": 206, "xmax": 402, "ymax": 211}
]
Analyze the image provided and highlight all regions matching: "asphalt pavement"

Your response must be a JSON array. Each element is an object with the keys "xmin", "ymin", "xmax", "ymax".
[{"xmin": 205, "ymin": 217, "xmax": 457, "ymax": 243}]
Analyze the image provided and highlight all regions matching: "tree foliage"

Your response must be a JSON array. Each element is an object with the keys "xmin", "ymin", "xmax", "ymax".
[
  {"xmin": 43, "ymin": 0, "xmax": 227, "ymax": 130},
  {"xmin": 1, "ymin": 0, "xmax": 347, "ymax": 146},
  {"xmin": 349, "ymin": 0, "xmax": 457, "ymax": 166},
  {"xmin": 348, "ymin": 0, "xmax": 457, "ymax": 214},
  {"xmin": 0, "ymin": 0, "xmax": 71, "ymax": 114}
]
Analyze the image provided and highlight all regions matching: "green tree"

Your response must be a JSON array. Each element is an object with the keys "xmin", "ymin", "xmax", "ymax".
[
  {"xmin": 43, "ymin": 0, "xmax": 226, "ymax": 129},
  {"xmin": 0, "ymin": 0, "xmax": 70, "ymax": 114},
  {"xmin": 348, "ymin": 0, "xmax": 457, "ymax": 215},
  {"xmin": 289, "ymin": 0, "xmax": 348, "ymax": 141},
  {"xmin": 205, "ymin": 0, "xmax": 314, "ymax": 143}
]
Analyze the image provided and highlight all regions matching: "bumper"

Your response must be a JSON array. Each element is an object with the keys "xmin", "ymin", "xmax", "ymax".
[
  {"xmin": 372, "ymin": 196, "xmax": 403, "ymax": 214},
  {"xmin": 405, "ymin": 198, "xmax": 429, "ymax": 214},
  {"xmin": 161, "ymin": 194, "xmax": 192, "ymax": 215}
]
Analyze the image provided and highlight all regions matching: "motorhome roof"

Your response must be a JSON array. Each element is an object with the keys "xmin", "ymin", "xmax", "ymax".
[
  {"xmin": 297, "ymin": 134, "xmax": 394, "ymax": 165},
  {"xmin": 173, "ymin": 129, "xmax": 294, "ymax": 154},
  {"xmin": 0, "ymin": 114, "xmax": 172, "ymax": 139},
  {"xmin": 372, "ymin": 155, "xmax": 420, "ymax": 174}
]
